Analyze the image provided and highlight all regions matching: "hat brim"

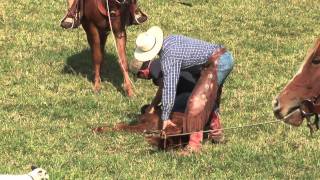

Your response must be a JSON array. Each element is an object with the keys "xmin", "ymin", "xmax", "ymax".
[{"xmin": 134, "ymin": 26, "xmax": 163, "ymax": 62}]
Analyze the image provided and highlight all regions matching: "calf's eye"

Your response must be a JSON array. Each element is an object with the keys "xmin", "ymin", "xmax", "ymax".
[{"xmin": 312, "ymin": 57, "xmax": 320, "ymax": 65}]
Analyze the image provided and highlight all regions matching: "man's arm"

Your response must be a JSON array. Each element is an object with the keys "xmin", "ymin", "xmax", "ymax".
[
  {"xmin": 146, "ymin": 79, "xmax": 163, "ymax": 113},
  {"xmin": 161, "ymin": 60, "xmax": 181, "ymax": 121}
]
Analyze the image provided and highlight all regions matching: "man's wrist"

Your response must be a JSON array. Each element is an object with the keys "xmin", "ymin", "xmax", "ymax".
[{"xmin": 161, "ymin": 112, "xmax": 170, "ymax": 121}]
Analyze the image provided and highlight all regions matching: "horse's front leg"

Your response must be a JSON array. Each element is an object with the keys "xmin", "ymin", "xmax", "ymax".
[{"xmin": 114, "ymin": 31, "xmax": 134, "ymax": 97}]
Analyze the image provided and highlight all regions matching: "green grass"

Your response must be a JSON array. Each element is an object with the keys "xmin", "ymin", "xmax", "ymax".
[{"xmin": 1, "ymin": 0, "xmax": 320, "ymax": 179}]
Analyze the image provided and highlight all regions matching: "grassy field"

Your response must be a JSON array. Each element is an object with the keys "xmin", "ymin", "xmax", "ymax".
[{"xmin": 1, "ymin": 0, "xmax": 320, "ymax": 179}]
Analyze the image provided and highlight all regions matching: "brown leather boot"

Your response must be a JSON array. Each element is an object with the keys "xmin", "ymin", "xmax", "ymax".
[{"xmin": 208, "ymin": 111, "xmax": 225, "ymax": 143}]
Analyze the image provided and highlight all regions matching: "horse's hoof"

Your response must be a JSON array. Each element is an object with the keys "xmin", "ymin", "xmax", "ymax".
[
  {"xmin": 126, "ymin": 90, "xmax": 134, "ymax": 97},
  {"xmin": 122, "ymin": 84, "xmax": 134, "ymax": 97},
  {"xmin": 93, "ymin": 89, "xmax": 101, "ymax": 94},
  {"xmin": 93, "ymin": 86, "xmax": 101, "ymax": 94}
]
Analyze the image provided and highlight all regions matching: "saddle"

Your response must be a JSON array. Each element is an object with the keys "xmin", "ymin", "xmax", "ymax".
[
  {"xmin": 96, "ymin": 0, "xmax": 148, "ymax": 25},
  {"xmin": 64, "ymin": 0, "xmax": 147, "ymax": 27}
]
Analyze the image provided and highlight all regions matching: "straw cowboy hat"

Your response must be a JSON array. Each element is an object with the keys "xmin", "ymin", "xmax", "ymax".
[{"xmin": 134, "ymin": 26, "xmax": 164, "ymax": 62}]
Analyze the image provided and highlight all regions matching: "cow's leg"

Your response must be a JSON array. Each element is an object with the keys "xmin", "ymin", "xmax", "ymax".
[{"xmin": 83, "ymin": 21, "xmax": 104, "ymax": 92}]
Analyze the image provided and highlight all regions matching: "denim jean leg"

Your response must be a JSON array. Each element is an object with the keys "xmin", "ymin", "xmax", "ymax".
[
  {"xmin": 217, "ymin": 51, "xmax": 234, "ymax": 86},
  {"xmin": 213, "ymin": 52, "xmax": 234, "ymax": 112},
  {"xmin": 172, "ymin": 92, "xmax": 191, "ymax": 113}
]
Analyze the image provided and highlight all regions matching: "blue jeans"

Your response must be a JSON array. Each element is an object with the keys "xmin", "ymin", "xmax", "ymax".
[
  {"xmin": 217, "ymin": 51, "xmax": 234, "ymax": 86},
  {"xmin": 172, "ymin": 51, "xmax": 234, "ymax": 112}
]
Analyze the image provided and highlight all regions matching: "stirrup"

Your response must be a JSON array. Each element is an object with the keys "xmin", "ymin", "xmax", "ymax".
[
  {"xmin": 60, "ymin": 10, "xmax": 81, "ymax": 29},
  {"xmin": 132, "ymin": 8, "xmax": 148, "ymax": 25}
]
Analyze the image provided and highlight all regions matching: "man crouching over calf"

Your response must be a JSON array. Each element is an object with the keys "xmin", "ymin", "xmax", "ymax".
[{"xmin": 130, "ymin": 26, "xmax": 234, "ymax": 154}]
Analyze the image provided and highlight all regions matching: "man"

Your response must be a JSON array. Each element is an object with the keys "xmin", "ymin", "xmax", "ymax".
[
  {"xmin": 60, "ymin": 0, "xmax": 148, "ymax": 29},
  {"xmin": 131, "ymin": 26, "xmax": 234, "ymax": 153}
]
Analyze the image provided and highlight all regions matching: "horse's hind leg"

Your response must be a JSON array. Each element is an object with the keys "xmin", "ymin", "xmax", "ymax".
[{"xmin": 82, "ymin": 21, "xmax": 106, "ymax": 92}]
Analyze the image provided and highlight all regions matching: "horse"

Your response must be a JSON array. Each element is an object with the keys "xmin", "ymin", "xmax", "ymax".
[
  {"xmin": 273, "ymin": 38, "xmax": 320, "ymax": 130},
  {"xmin": 80, "ymin": 0, "xmax": 136, "ymax": 96}
]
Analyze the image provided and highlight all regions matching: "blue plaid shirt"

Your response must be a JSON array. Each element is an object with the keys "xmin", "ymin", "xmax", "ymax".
[{"xmin": 160, "ymin": 35, "xmax": 224, "ymax": 121}]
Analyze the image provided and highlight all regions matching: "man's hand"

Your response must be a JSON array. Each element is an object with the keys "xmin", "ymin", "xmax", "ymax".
[{"xmin": 162, "ymin": 119, "xmax": 176, "ymax": 130}]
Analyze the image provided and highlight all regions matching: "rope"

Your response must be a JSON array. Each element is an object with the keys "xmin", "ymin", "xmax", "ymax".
[
  {"xmin": 115, "ymin": 0, "xmax": 127, "ymax": 4},
  {"xmin": 105, "ymin": 0, "xmax": 135, "ymax": 90},
  {"xmin": 162, "ymin": 120, "xmax": 282, "ymax": 138},
  {"xmin": 173, "ymin": 0, "xmax": 193, "ymax": 7}
]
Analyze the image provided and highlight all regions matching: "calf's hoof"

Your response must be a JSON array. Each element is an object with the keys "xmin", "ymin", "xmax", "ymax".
[{"xmin": 92, "ymin": 126, "xmax": 110, "ymax": 133}]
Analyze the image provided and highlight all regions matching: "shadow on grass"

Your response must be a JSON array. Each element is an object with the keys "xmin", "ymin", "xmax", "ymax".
[{"xmin": 62, "ymin": 49, "xmax": 125, "ymax": 94}]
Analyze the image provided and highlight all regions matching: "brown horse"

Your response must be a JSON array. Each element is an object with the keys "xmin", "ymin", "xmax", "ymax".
[
  {"xmin": 273, "ymin": 38, "xmax": 320, "ymax": 127},
  {"xmin": 81, "ymin": 0, "xmax": 134, "ymax": 96}
]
